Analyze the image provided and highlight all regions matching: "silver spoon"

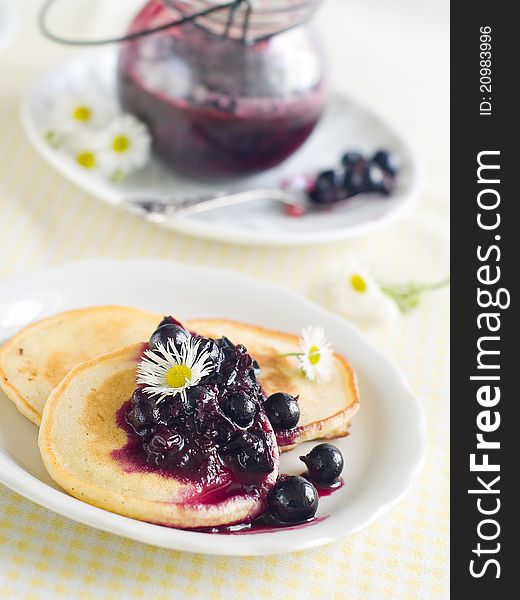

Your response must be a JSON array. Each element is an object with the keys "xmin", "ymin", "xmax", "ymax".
[{"xmin": 121, "ymin": 188, "xmax": 306, "ymax": 222}]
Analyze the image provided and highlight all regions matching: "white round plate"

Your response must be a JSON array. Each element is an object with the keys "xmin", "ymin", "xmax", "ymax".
[
  {"xmin": 21, "ymin": 51, "xmax": 421, "ymax": 246},
  {"xmin": 0, "ymin": 260, "xmax": 425, "ymax": 555}
]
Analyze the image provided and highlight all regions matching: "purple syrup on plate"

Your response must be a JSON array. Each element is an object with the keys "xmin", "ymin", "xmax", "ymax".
[
  {"xmin": 274, "ymin": 427, "xmax": 303, "ymax": 448},
  {"xmin": 188, "ymin": 474, "xmax": 344, "ymax": 534},
  {"xmin": 190, "ymin": 514, "xmax": 328, "ymax": 535},
  {"xmin": 190, "ymin": 477, "xmax": 343, "ymax": 534},
  {"xmin": 313, "ymin": 477, "xmax": 345, "ymax": 498},
  {"xmin": 117, "ymin": 0, "xmax": 328, "ymax": 179}
]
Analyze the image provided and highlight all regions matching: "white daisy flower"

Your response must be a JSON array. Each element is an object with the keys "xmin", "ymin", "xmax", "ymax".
[
  {"xmin": 324, "ymin": 259, "xmax": 399, "ymax": 329},
  {"xmin": 63, "ymin": 130, "xmax": 103, "ymax": 173},
  {"xmin": 136, "ymin": 337, "xmax": 214, "ymax": 403},
  {"xmin": 46, "ymin": 94, "xmax": 111, "ymax": 143},
  {"xmin": 297, "ymin": 326, "xmax": 333, "ymax": 382},
  {"xmin": 99, "ymin": 114, "xmax": 151, "ymax": 179}
]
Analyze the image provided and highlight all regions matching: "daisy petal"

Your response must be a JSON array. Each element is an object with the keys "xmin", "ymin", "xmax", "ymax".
[
  {"xmin": 323, "ymin": 258, "xmax": 399, "ymax": 329},
  {"xmin": 99, "ymin": 113, "xmax": 151, "ymax": 177},
  {"xmin": 297, "ymin": 326, "xmax": 333, "ymax": 382},
  {"xmin": 136, "ymin": 335, "xmax": 214, "ymax": 402}
]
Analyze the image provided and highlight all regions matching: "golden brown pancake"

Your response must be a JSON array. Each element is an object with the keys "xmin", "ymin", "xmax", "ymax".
[
  {"xmin": 38, "ymin": 344, "xmax": 279, "ymax": 528},
  {"xmin": 0, "ymin": 306, "xmax": 159, "ymax": 425},
  {"xmin": 0, "ymin": 307, "xmax": 359, "ymax": 451}
]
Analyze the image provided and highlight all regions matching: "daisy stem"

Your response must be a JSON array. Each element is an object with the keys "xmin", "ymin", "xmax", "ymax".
[
  {"xmin": 277, "ymin": 350, "xmax": 322, "ymax": 359},
  {"xmin": 381, "ymin": 277, "xmax": 450, "ymax": 314}
]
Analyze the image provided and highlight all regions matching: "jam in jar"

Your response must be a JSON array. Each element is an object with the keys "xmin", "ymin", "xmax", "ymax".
[{"xmin": 118, "ymin": 0, "xmax": 328, "ymax": 179}]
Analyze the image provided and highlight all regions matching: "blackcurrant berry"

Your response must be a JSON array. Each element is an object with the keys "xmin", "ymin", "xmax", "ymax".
[
  {"xmin": 267, "ymin": 476, "xmax": 318, "ymax": 524},
  {"xmin": 372, "ymin": 150, "xmax": 399, "ymax": 175},
  {"xmin": 264, "ymin": 393, "xmax": 300, "ymax": 430},
  {"xmin": 149, "ymin": 324, "xmax": 190, "ymax": 351},
  {"xmin": 300, "ymin": 443, "xmax": 344, "ymax": 486},
  {"xmin": 222, "ymin": 392, "xmax": 256, "ymax": 427},
  {"xmin": 308, "ymin": 170, "xmax": 344, "ymax": 205}
]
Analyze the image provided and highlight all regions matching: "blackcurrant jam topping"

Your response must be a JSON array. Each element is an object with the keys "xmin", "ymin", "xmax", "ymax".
[
  {"xmin": 149, "ymin": 323, "xmax": 190, "ymax": 350},
  {"xmin": 222, "ymin": 431, "xmax": 274, "ymax": 473},
  {"xmin": 114, "ymin": 318, "xmax": 278, "ymax": 505},
  {"xmin": 221, "ymin": 392, "xmax": 256, "ymax": 428},
  {"xmin": 113, "ymin": 318, "xmax": 347, "ymax": 528}
]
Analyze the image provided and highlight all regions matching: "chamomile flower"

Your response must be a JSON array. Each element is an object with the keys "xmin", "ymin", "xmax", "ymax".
[
  {"xmin": 136, "ymin": 337, "xmax": 214, "ymax": 403},
  {"xmin": 325, "ymin": 259, "xmax": 399, "ymax": 329},
  {"xmin": 46, "ymin": 94, "xmax": 111, "ymax": 144},
  {"xmin": 297, "ymin": 326, "xmax": 333, "ymax": 382},
  {"xmin": 63, "ymin": 131, "xmax": 103, "ymax": 173},
  {"xmin": 99, "ymin": 114, "xmax": 151, "ymax": 180}
]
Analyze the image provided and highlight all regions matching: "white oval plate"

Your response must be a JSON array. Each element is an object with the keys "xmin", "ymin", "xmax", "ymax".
[
  {"xmin": 20, "ymin": 51, "xmax": 421, "ymax": 246},
  {"xmin": 0, "ymin": 260, "xmax": 425, "ymax": 555}
]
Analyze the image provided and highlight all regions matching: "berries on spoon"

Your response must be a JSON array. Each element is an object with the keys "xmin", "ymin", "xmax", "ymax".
[
  {"xmin": 341, "ymin": 151, "xmax": 363, "ymax": 168},
  {"xmin": 149, "ymin": 324, "xmax": 190, "ymax": 350},
  {"xmin": 300, "ymin": 443, "xmax": 344, "ymax": 486},
  {"xmin": 308, "ymin": 170, "xmax": 345, "ymax": 205},
  {"xmin": 264, "ymin": 392, "xmax": 300, "ymax": 430},
  {"xmin": 305, "ymin": 149, "xmax": 399, "ymax": 208},
  {"xmin": 372, "ymin": 149, "xmax": 399, "ymax": 175},
  {"xmin": 267, "ymin": 476, "xmax": 318, "ymax": 524},
  {"xmin": 363, "ymin": 163, "xmax": 392, "ymax": 195},
  {"xmin": 222, "ymin": 392, "xmax": 256, "ymax": 427},
  {"xmin": 343, "ymin": 159, "xmax": 367, "ymax": 197}
]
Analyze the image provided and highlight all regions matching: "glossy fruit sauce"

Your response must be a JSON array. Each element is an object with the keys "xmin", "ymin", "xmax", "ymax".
[
  {"xmin": 192, "ymin": 513, "xmax": 327, "ymax": 534},
  {"xmin": 111, "ymin": 316, "xmax": 345, "ymax": 532},
  {"xmin": 117, "ymin": 0, "xmax": 328, "ymax": 178},
  {"xmin": 112, "ymin": 327, "xmax": 278, "ymax": 509}
]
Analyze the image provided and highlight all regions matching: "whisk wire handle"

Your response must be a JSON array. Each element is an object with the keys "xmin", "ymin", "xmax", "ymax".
[{"xmin": 38, "ymin": 0, "xmax": 251, "ymax": 46}]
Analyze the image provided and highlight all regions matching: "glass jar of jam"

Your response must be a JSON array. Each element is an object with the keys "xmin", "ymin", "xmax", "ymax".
[{"xmin": 117, "ymin": 0, "xmax": 328, "ymax": 179}]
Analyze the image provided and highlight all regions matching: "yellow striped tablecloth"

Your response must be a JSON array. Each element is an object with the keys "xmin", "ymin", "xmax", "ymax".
[{"xmin": 0, "ymin": 1, "xmax": 449, "ymax": 598}]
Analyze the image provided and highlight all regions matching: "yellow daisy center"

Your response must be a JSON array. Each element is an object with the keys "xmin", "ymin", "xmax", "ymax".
[
  {"xmin": 166, "ymin": 364, "xmax": 192, "ymax": 388},
  {"xmin": 76, "ymin": 152, "xmax": 96, "ymax": 169},
  {"xmin": 72, "ymin": 106, "xmax": 91, "ymax": 122},
  {"xmin": 308, "ymin": 345, "xmax": 321, "ymax": 365},
  {"xmin": 113, "ymin": 135, "xmax": 130, "ymax": 153},
  {"xmin": 351, "ymin": 274, "xmax": 367, "ymax": 293}
]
